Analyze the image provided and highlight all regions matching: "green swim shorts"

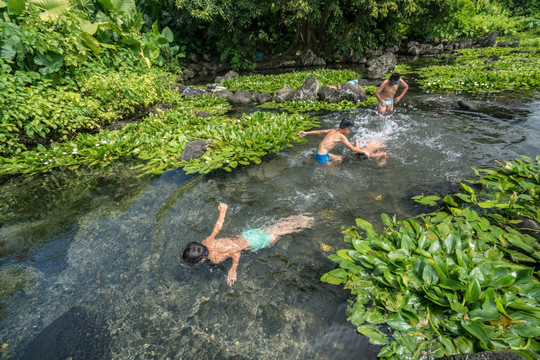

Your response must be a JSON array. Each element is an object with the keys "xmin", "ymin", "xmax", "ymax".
[{"xmin": 241, "ymin": 228, "xmax": 271, "ymax": 252}]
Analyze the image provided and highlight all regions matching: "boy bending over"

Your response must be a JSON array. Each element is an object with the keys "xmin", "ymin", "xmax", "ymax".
[{"xmin": 298, "ymin": 118, "xmax": 387, "ymax": 165}]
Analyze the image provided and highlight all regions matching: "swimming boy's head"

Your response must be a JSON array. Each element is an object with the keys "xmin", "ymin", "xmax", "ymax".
[
  {"xmin": 389, "ymin": 73, "xmax": 400, "ymax": 83},
  {"xmin": 183, "ymin": 242, "xmax": 209, "ymax": 264},
  {"xmin": 339, "ymin": 118, "xmax": 354, "ymax": 130}
]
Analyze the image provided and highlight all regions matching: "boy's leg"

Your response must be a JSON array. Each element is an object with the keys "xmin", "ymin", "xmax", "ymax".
[
  {"xmin": 265, "ymin": 215, "xmax": 314, "ymax": 245},
  {"xmin": 377, "ymin": 103, "xmax": 386, "ymax": 115},
  {"xmin": 328, "ymin": 153, "xmax": 343, "ymax": 164}
]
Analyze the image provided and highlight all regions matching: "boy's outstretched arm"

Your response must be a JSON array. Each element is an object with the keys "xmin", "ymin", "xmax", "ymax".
[
  {"xmin": 209, "ymin": 202, "xmax": 228, "ymax": 238},
  {"xmin": 298, "ymin": 129, "xmax": 333, "ymax": 137}
]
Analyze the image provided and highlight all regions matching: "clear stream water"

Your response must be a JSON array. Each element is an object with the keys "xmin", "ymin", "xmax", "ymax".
[{"xmin": 0, "ymin": 90, "xmax": 539, "ymax": 360}]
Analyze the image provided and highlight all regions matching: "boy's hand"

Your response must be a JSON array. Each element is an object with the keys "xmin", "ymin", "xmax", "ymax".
[
  {"xmin": 227, "ymin": 269, "xmax": 237, "ymax": 285},
  {"xmin": 218, "ymin": 203, "xmax": 228, "ymax": 212},
  {"xmin": 298, "ymin": 131, "xmax": 306, "ymax": 137}
]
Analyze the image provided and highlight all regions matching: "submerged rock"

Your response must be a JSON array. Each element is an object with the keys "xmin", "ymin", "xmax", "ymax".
[
  {"xmin": 20, "ymin": 306, "xmax": 111, "ymax": 360},
  {"xmin": 178, "ymin": 140, "xmax": 210, "ymax": 161},
  {"xmin": 258, "ymin": 304, "xmax": 286, "ymax": 337}
]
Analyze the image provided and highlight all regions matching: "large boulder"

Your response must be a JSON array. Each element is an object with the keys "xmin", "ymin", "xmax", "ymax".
[
  {"xmin": 252, "ymin": 91, "xmax": 273, "ymax": 103},
  {"xmin": 273, "ymin": 87, "xmax": 296, "ymax": 103},
  {"xmin": 318, "ymin": 85, "xmax": 342, "ymax": 103},
  {"xmin": 215, "ymin": 70, "xmax": 239, "ymax": 83},
  {"xmin": 291, "ymin": 76, "xmax": 320, "ymax": 101},
  {"xmin": 178, "ymin": 140, "xmax": 210, "ymax": 161},
  {"xmin": 477, "ymin": 31, "xmax": 499, "ymax": 48},
  {"xmin": 367, "ymin": 53, "xmax": 397, "ymax": 79},
  {"xmin": 298, "ymin": 49, "xmax": 318, "ymax": 66},
  {"xmin": 229, "ymin": 90, "xmax": 252, "ymax": 105},
  {"xmin": 338, "ymin": 83, "xmax": 366, "ymax": 103},
  {"xmin": 213, "ymin": 89, "xmax": 234, "ymax": 100}
]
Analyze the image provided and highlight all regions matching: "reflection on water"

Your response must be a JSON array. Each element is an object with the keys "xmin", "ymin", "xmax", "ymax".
[{"xmin": 0, "ymin": 94, "xmax": 539, "ymax": 359}]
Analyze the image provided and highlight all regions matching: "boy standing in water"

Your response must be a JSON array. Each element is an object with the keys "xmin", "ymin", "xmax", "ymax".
[
  {"xmin": 375, "ymin": 73, "xmax": 409, "ymax": 115},
  {"xmin": 298, "ymin": 118, "xmax": 387, "ymax": 165},
  {"xmin": 182, "ymin": 203, "xmax": 313, "ymax": 286}
]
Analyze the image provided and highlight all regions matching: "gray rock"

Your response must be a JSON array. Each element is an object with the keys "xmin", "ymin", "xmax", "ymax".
[
  {"xmin": 312, "ymin": 56, "xmax": 326, "ymax": 66},
  {"xmin": 477, "ymin": 31, "xmax": 499, "ymax": 47},
  {"xmin": 318, "ymin": 85, "xmax": 342, "ymax": 103},
  {"xmin": 148, "ymin": 104, "xmax": 173, "ymax": 115},
  {"xmin": 291, "ymin": 76, "xmax": 320, "ymax": 101},
  {"xmin": 298, "ymin": 49, "xmax": 318, "ymax": 66},
  {"xmin": 213, "ymin": 89, "xmax": 234, "ymax": 100},
  {"xmin": 367, "ymin": 53, "xmax": 397, "ymax": 79},
  {"xmin": 519, "ymin": 218, "xmax": 540, "ymax": 241},
  {"xmin": 338, "ymin": 83, "xmax": 366, "ymax": 103},
  {"xmin": 215, "ymin": 70, "xmax": 239, "ymax": 83},
  {"xmin": 229, "ymin": 90, "xmax": 252, "ymax": 105},
  {"xmin": 196, "ymin": 111, "xmax": 212, "ymax": 118},
  {"xmin": 252, "ymin": 91, "xmax": 273, "ymax": 103},
  {"xmin": 273, "ymin": 87, "xmax": 296, "ymax": 103},
  {"xmin": 178, "ymin": 140, "xmax": 210, "ymax": 161},
  {"xmin": 182, "ymin": 69, "xmax": 195, "ymax": 81},
  {"xmin": 456, "ymin": 100, "xmax": 481, "ymax": 111},
  {"xmin": 172, "ymin": 83, "xmax": 187, "ymax": 93}
]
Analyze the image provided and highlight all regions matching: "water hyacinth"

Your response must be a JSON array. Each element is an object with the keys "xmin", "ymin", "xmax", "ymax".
[{"xmin": 322, "ymin": 155, "xmax": 540, "ymax": 359}]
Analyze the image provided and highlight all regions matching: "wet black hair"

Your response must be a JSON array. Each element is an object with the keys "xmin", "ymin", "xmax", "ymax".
[
  {"xmin": 389, "ymin": 73, "xmax": 400, "ymax": 82},
  {"xmin": 182, "ymin": 242, "xmax": 209, "ymax": 264},
  {"xmin": 339, "ymin": 118, "xmax": 354, "ymax": 129}
]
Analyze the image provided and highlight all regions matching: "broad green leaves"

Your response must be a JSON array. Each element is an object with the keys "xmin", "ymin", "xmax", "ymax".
[{"xmin": 322, "ymin": 157, "xmax": 540, "ymax": 359}]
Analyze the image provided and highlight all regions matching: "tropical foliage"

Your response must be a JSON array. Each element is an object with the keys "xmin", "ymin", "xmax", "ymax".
[
  {"xmin": 417, "ymin": 46, "xmax": 540, "ymax": 93},
  {"xmin": 322, "ymin": 155, "xmax": 540, "ymax": 359}
]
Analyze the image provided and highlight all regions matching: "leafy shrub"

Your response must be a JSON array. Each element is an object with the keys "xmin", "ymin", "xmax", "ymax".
[{"xmin": 322, "ymin": 155, "xmax": 540, "ymax": 359}]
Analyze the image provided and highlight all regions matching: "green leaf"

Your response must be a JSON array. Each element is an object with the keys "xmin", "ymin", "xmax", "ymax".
[
  {"xmin": 413, "ymin": 195, "xmax": 440, "ymax": 206},
  {"xmin": 461, "ymin": 183, "xmax": 476, "ymax": 195},
  {"xmin": 387, "ymin": 313, "xmax": 415, "ymax": 331},
  {"xmin": 28, "ymin": 0, "xmax": 70, "ymax": 19},
  {"xmin": 443, "ymin": 233, "xmax": 459, "ymax": 254},
  {"xmin": 454, "ymin": 336, "xmax": 474, "ymax": 353},
  {"xmin": 443, "ymin": 194, "xmax": 458, "ymax": 206},
  {"xmin": 465, "ymin": 278, "xmax": 482, "ymax": 304},
  {"xmin": 381, "ymin": 213, "xmax": 393, "ymax": 227},
  {"xmin": 7, "ymin": 0, "xmax": 25, "ymax": 14},
  {"xmin": 422, "ymin": 264, "xmax": 439, "ymax": 285},
  {"xmin": 460, "ymin": 319, "xmax": 490, "ymax": 346},
  {"xmin": 357, "ymin": 325, "xmax": 389, "ymax": 345}
]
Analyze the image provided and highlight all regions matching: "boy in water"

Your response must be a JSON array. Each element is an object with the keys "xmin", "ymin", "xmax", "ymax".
[
  {"xmin": 182, "ymin": 203, "xmax": 314, "ymax": 286},
  {"xmin": 298, "ymin": 118, "xmax": 387, "ymax": 165},
  {"xmin": 375, "ymin": 73, "xmax": 409, "ymax": 115}
]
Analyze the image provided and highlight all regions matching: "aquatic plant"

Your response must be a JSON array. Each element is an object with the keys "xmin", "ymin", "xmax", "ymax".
[
  {"xmin": 417, "ymin": 45, "xmax": 540, "ymax": 93},
  {"xmin": 222, "ymin": 69, "xmax": 360, "ymax": 93},
  {"xmin": 322, "ymin": 155, "xmax": 540, "ymax": 359},
  {"xmin": 180, "ymin": 111, "xmax": 317, "ymax": 174}
]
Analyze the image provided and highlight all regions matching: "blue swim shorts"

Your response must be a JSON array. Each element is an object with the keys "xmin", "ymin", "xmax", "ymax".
[
  {"xmin": 315, "ymin": 152, "xmax": 329, "ymax": 164},
  {"xmin": 241, "ymin": 228, "xmax": 271, "ymax": 252},
  {"xmin": 378, "ymin": 99, "xmax": 394, "ymax": 106}
]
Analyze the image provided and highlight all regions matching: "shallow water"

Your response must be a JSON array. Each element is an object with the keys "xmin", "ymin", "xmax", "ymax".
[{"xmin": 0, "ymin": 92, "xmax": 539, "ymax": 359}]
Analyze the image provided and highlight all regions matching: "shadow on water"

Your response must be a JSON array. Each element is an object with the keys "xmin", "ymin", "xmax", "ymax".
[{"xmin": 0, "ymin": 91, "xmax": 539, "ymax": 359}]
